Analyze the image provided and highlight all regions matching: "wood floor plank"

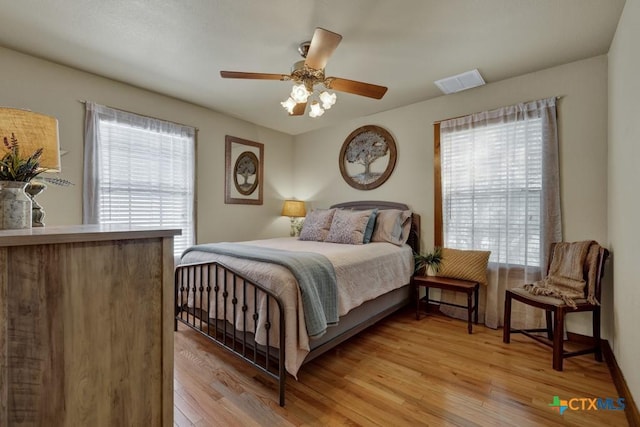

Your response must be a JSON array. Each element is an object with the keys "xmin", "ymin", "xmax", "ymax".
[
  {"xmin": 174, "ymin": 307, "xmax": 629, "ymax": 426},
  {"xmin": 173, "ymin": 405, "xmax": 195, "ymax": 427}
]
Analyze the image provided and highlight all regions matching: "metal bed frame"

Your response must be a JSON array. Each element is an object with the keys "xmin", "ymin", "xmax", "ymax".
[
  {"xmin": 174, "ymin": 201, "xmax": 420, "ymax": 406},
  {"xmin": 175, "ymin": 261, "xmax": 286, "ymax": 404}
]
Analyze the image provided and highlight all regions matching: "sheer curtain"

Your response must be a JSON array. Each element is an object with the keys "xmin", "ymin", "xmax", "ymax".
[
  {"xmin": 83, "ymin": 102, "xmax": 196, "ymax": 258},
  {"xmin": 438, "ymin": 97, "xmax": 561, "ymax": 328}
]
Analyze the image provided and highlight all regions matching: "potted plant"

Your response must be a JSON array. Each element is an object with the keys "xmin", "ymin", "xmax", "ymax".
[
  {"xmin": 0, "ymin": 134, "xmax": 72, "ymax": 228},
  {"xmin": 0, "ymin": 134, "xmax": 45, "ymax": 229},
  {"xmin": 414, "ymin": 247, "xmax": 443, "ymax": 276}
]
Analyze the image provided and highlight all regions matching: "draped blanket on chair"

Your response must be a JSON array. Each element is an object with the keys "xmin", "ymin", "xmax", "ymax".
[{"xmin": 523, "ymin": 240, "xmax": 601, "ymax": 308}]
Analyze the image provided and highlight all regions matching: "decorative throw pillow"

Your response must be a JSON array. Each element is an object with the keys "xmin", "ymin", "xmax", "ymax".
[
  {"xmin": 371, "ymin": 209, "xmax": 412, "ymax": 246},
  {"xmin": 400, "ymin": 209, "xmax": 412, "ymax": 244},
  {"xmin": 437, "ymin": 248, "xmax": 491, "ymax": 286},
  {"xmin": 299, "ymin": 208, "xmax": 336, "ymax": 242},
  {"xmin": 325, "ymin": 209, "xmax": 373, "ymax": 245},
  {"xmin": 363, "ymin": 209, "xmax": 378, "ymax": 244}
]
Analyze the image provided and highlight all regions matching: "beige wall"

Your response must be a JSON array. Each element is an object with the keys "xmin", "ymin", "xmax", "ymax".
[
  {"xmin": 0, "ymin": 47, "xmax": 294, "ymax": 243},
  {"xmin": 293, "ymin": 55, "xmax": 609, "ymax": 337},
  {"xmin": 609, "ymin": 0, "xmax": 640, "ymax": 407}
]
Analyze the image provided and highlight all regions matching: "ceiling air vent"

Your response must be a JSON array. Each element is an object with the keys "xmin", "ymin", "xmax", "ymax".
[{"xmin": 434, "ymin": 69, "xmax": 485, "ymax": 94}]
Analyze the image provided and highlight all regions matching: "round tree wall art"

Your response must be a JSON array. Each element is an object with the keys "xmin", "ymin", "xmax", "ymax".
[
  {"xmin": 233, "ymin": 151, "xmax": 259, "ymax": 195},
  {"xmin": 339, "ymin": 125, "xmax": 397, "ymax": 190},
  {"xmin": 225, "ymin": 135, "xmax": 264, "ymax": 205}
]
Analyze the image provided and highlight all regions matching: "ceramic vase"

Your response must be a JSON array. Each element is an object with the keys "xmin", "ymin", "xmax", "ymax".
[{"xmin": 0, "ymin": 181, "xmax": 32, "ymax": 230}]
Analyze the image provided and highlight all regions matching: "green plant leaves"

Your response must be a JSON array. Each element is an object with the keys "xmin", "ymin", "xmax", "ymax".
[
  {"xmin": 0, "ymin": 134, "xmax": 44, "ymax": 182},
  {"xmin": 413, "ymin": 247, "xmax": 443, "ymax": 274}
]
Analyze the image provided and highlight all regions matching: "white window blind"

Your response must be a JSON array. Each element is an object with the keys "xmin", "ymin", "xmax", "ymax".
[
  {"xmin": 437, "ymin": 98, "xmax": 560, "ymax": 328},
  {"xmin": 441, "ymin": 116, "xmax": 543, "ymax": 266},
  {"xmin": 84, "ymin": 103, "xmax": 195, "ymax": 257}
]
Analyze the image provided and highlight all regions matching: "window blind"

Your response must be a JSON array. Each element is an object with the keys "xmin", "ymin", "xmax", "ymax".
[
  {"xmin": 89, "ymin": 111, "xmax": 195, "ymax": 257},
  {"xmin": 441, "ymin": 117, "xmax": 543, "ymax": 266}
]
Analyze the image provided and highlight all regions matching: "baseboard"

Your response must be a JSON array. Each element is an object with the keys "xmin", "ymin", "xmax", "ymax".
[
  {"xmin": 601, "ymin": 339, "xmax": 640, "ymax": 427},
  {"xmin": 567, "ymin": 332, "xmax": 639, "ymax": 425}
]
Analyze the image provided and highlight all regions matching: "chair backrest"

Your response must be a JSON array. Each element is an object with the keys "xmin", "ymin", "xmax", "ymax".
[{"xmin": 547, "ymin": 242, "xmax": 609, "ymax": 301}]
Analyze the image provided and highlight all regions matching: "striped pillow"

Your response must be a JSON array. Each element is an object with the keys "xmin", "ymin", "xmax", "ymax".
[{"xmin": 437, "ymin": 248, "xmax": 491, "ymax": 286}]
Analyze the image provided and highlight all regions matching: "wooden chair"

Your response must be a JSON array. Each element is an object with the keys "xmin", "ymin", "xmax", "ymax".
[{"xmin": 502, "ymin": 243, "xmax": 609, "ymax": 371}]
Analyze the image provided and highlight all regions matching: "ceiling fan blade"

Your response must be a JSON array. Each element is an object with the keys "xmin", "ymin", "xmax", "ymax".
[
  {"xmin": 220, "ymin": 71, "xmax": 289, "ymax": 80},
  {"xmin": 291, "ymin": 102, "xmax": 307, "ymax": 116},
  {"xmin": 304, "ymin": 28, "xmax": 342, "ymax": 70},
  {"xmin": 325, "ymin": 77, "xmax": 388, "ymax": 99}
]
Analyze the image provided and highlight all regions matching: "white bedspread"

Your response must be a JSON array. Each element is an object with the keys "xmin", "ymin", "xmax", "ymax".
[{"xmin": 180, "ymin": 237, "xmax": 413, "ymax": 377}]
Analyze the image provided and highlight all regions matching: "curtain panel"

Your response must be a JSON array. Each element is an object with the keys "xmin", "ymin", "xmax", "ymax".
[
  {"xmin": 437, "ymin": 97, "xmax": 561, "ymax": 328},
  {"xmin": 83, "ymin": 102, "xmax": 196, "ymax": 257}
]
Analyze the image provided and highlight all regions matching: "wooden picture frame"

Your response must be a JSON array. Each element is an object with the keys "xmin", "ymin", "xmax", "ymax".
[
  {"xmin": 339, "ymin": 125, "xmax": 397, "ymax": 190},
  {"xmin": 225, "ymin": 135, "xmax": 264, "ymax": 205}
]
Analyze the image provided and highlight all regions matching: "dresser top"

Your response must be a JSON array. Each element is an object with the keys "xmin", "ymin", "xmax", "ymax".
[{"xmin": 0, "ymin": 224, "xmax": 181, "ymax": 247}]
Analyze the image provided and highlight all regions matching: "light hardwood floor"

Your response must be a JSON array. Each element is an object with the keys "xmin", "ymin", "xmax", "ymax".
[{"xmin": 174, "ymin": 307, "xmax": 628, "ymax": 426}]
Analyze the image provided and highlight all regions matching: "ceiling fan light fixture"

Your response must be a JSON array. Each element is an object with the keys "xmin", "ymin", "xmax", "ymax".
[
  {"xmin": 319, "ymin": 91, "xmax": 336, "ymax": 109},
  {"xmin": 221, "ymin": 28, "xmax": 388, "ymax": 119},
  {"xmin": 281, "ymin": 97, "xmax": 296, "ymax": 114},
  {"xmin": 290, "ymin": 83, "xmax": 310, "ymax": 103},
  {"xmin": 309, "ymin": 101, "xmax": 324, "ymax": 118}
]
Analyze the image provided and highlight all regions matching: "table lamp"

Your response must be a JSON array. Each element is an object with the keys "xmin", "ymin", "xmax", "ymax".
[
  {"xmin": 0, "ymin": 107, "xmax": 61, "ymax": 226},
  {"xmin": 281, "ymin": 199, "xmax": 306, "ymax": 236}
]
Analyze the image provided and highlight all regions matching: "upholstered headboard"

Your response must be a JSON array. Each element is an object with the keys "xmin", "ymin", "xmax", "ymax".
[{"xmin": 330, "ymin": 200, "xmax": 421, "ymax": 254}]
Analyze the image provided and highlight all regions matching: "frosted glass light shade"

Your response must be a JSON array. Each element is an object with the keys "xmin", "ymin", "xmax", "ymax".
[
  {"xmin": 309, "ymin": 101, "xmax": 324, "ymax": 118},
  {"xmin": 290, "ymin": 84, "xmax": 310, "ymax": 103},
  {"xmin": 281, "ymin": 97, "xmax": 296, "ymax": 114},
  {"xmin": 319, "ymin": 91, "xmax": 337, "ymax": 109}
]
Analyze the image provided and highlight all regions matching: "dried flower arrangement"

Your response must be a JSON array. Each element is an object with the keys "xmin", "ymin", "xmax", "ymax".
[
  {"xmin": 0, "ymin": 133, "xmax": 72, "ymax": 185},
  {"xmin": 0, "ymin": 133, "xmax": 43, "ymax": 182}
]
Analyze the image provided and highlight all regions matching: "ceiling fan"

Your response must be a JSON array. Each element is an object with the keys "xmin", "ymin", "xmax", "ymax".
[{"xmin": 220, "ymin": 28, "xmax": 388, "ymax": 118}]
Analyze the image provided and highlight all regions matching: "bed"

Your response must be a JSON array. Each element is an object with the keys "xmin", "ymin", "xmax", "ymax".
[{"xmin": 174, "ymin": 201, "xmax": 420, "ymax": 406}]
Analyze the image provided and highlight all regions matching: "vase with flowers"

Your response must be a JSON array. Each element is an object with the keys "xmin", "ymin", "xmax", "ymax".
[{"xmin": 0, "ymin": 134, "xmax": 44, "ymax": 229}]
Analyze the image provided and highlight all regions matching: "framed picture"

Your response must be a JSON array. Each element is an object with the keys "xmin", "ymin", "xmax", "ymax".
[
  {"xmin": 339, "ymin": 125, "xmax": 397, "ymax": 190},
  {"xmin": 225, "ymin": 135, "xmax": 264, "ymax": 205}
]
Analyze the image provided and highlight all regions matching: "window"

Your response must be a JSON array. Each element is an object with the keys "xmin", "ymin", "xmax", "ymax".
[
  {"xmin": 435, "ymin": 99, "xmax": 559, "ymax": 269},
  {"xmin": 84, "ymin": 103, "xmax": 195, "ymax": 257}
]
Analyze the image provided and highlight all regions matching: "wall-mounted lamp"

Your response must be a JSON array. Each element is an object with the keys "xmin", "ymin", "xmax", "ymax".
[{"xmin": 281, "ymin": 199, "xmax": 306, "ymax": 237}]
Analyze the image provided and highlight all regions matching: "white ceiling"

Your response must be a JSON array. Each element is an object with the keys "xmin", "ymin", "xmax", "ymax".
[{"xmin": 0, "ymin": 0, "xmax": 625, "ymax": 135}]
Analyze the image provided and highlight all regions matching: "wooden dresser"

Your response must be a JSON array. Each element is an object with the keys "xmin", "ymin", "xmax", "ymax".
[{"xmin": 0, "ymin": 225, "xmax": 180, "ymax": 426}]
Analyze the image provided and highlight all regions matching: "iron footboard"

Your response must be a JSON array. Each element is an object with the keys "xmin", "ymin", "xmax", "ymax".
[{"xmin": 174, "ymin": 261, "xmax": 287, "ymax": 406}]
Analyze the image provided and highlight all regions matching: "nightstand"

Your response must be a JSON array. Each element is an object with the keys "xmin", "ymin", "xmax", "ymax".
[{"xmin": 412, "ymin": 275, "xmax": 480, "ymax": 334}]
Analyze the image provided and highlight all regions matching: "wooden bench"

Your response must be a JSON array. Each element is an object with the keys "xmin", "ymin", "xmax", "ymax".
[{"xmin": 412, "ymin": 275, "xmax": 480, "ymax": 334}]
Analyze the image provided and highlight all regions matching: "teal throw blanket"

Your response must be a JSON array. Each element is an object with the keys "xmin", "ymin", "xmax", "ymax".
[{"xmin": 182, "ymin": 243, "xmax": 338, "ymax": 338}]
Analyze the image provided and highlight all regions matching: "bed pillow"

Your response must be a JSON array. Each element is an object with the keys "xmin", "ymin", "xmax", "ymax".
[
  {"xmin": 371, "ymin": 209, "xmax": 412, "ymax": 246},
  {"xmin": 299, "ymin": 208, "xmax": 336, "ymax": 242},
  {"xmin": 325, "ymin": 209, "xmax": 373, "ymax": 245},
  {"xmin": 400, "ymin": 210, "xmax": 412, "ymax": 244},
  {"xmin": 437, "ymin": 248, "xmax": 491, "ymax": 286},
  {"xmin": 363, "ymin": 209, "xmax": 378, "ymax": 244}
]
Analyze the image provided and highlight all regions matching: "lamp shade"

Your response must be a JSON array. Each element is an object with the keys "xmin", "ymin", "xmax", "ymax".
[
  {"xmin": 0, "ymin": 107, "xmax": 61, "ymax": 172},
  {"xmin": 281, "ymin": 200, "xmax": 306, "ymax": 217}
]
